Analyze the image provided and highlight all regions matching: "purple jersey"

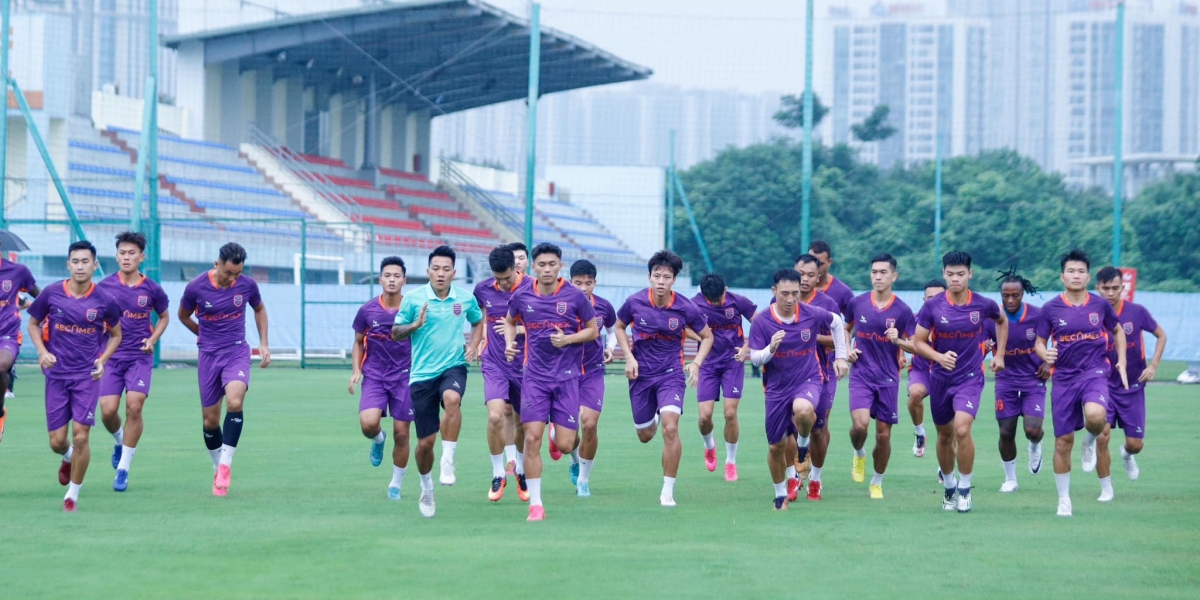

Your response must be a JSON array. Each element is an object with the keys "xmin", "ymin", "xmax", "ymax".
[
  {"xmin": 27, "ymin": 281, "xmax": 121, "ymax": 378},
  {"xmin": 1036, "ymin": 293, "xmax": 1119, "ymax": 383},
  {"xmin": 0, "ymin": 259, "xmax": 36, "ymax": 341},
  {"xmin": 846, "ymin": 292, "xmax": 915, "ymax": 384},
  {"xmin": 179, "ymin": 272, "xmax": 263, "ymax": 354},
  {"xmin": 617, "ymin": 289, "xmax": 707, "ymax": 378},
  {"xmin": 915, "ymin": 291, "xmax": 1001, "ymax": 383},
  {"xmin": 692, "ymin": 291, "xmax": 757, "ymax": 363},
  {"xmin": 1107, "ymin": 300, "xmax": 1158, "ymax": 385},
  {"xmin": 97, "ymin": 273, "xmax": 170, "ymax": 360},
  {"xmin": 352, "ymin": 296, "xmax": 411, "ymax": 381},
  {"xmin": 582, "ymin": 294, "xmax": 617, "ymax": 372},
  {"xmin": 509, "ymin": 279, "xmax": 596, "ymax": 382},
  {"xmin": 994, "ymin": 303, "xmax": 1044, "ymax": 386},
  {"xmin": 474, "ymin": 274, "xmax": 533, "ymax": 373},
  {"xmin": 804, "ymin": 292, "xmax": 842, "ymax": 374},
  {"xmin": 819, "ymin": 276, "xmax": 855, "ymax": 316},
  {"xmin": 750, "ymin": 304, "xmax": 837, "ymax": 396}
]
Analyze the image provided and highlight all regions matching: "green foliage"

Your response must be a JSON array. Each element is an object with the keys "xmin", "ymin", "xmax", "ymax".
[
  {"xmin": 850, "ymin": 105, "xmax": 897, "ymax": 142},
  {"xmin": 773, "ymin": 93, "xmax": 830, "ymax": 129},
  {"xmin": 674, "ymin": 141, "xmax": 1195, "ymax": 292}
]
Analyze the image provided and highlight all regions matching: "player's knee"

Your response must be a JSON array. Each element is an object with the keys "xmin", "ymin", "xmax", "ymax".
[
  {"xmin": 1024, "ymin": 425, "xmax": 1043, "ymax": 440},
  {"xmin": 416, "ymin": 434, "xmax": 436, "ymax": 452},
  {"xmin": 486, "ymin": 410, "xmax": 505, "ymax": 431},
  {"xmin": 1126, "ymin": 438, "xmax": 1144, "ymax": 453},
  {"xmin": 1054, "ymin": 435, "xmax": 1073, "ymax": 453},
  {"xmin": 662, "ymin": 420, "xmax": 679, "ymax": 440},
  {"xmin": 953, "ymin": 422, "xmax": 971, "ymax": 441},
  {"xmin": 126, "ymin": 402, "xmax": 144, "ymax": 422},
  {"xmin": 48, "ymin": 433, "xmax": 68, "ymax": 454},
  {"xmin": 723, "ymin": 404, "xmax": 738, "ymax": 421},
  {"xmin": 71, "ymin": 428, "xmax": 89, "ymax": 448},
  {"xmin": 442, "ymin": 392, "xmax": 462, "ymax": 410},
  {"xmin": 393, "ymin": 427, "xmax": 410, "ymax": 448},
  {"xmin": 876, "ymin": 428, "xmax": 891, "ymax": 445}
]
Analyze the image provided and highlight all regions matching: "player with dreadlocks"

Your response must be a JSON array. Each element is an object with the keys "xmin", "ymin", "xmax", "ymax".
[{"xmin": 990, "ymin": 267, "xmax": 1050, "ymax": 493}]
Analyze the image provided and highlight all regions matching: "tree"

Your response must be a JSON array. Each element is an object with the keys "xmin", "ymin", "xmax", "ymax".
[
  {"xmin": 850, "ymin": 105, "xmax": 897, "ymax": 142},
  {"xmin": 773, "ymin": 93, "xmax": 829, "ymax": 130},
  {"xmin": 1126, "ymin": 173, "xmax": 1200, "ymax": 291}
]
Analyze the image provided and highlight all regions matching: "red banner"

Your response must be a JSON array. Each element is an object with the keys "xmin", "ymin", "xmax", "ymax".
[{"xmin": 1120, "ymin": 268, "xmax": 1137, "ymax": 302}]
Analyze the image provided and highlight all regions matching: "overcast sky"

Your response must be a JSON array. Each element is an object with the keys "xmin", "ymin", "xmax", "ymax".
[{"xmin": 178, "ymin": 0, "xmax": 821, "ymax": 95}]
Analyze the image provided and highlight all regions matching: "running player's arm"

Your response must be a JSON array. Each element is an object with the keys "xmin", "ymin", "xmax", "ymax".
[
  {"xmin": 747, "ymin": 317, "xmax": 780, "ymax": 367},
  {"xmin": 825, "ymin": 310, "xmax": 850, "ymax": 378},
  {"xmin": 252, "ymin": 295, "xmax": 270, "ymax": 369},
  {"xmin": 1110, "ymin": 321, "xmax": 1128, "ymax": 390},
  {"xmin": 17, "ymin": 267, "xmax": 39, "ymax": 308},
  {"xmin": 502, "ymin": 305, "xmax": 521, "ymax": 362},
  {"xmin": 1034, "ymin": 310, "xmax": 1056, "ymax": 365},
  {"xmin": 464, "ymin": 297, "xmax": 484, "ymax": 363},
  {"xmin": 26, "ymin": 292, "xmax": 55, "ymax": 369},
  {"xmin": 990, "ymin": 313, "xmax": 1008, "ymax": 373},
  {"xmin": 615, "ymin": 298, "xmax": 638, "ymax": 379},
  {"xmin": 843, "ymin": 302, "xmax": 861, "ymax": 363},
  {"xmin": 178, "ymin": 285, "xmax": 200, "ymax": 336},
  {"xmin": 94, "ymin": 302, "xmax": 123, "ymax": 379},
  {"xmin": 391, "ymin": 295, "xmax": 426, "ymax": 341},
  {"xmin": 1141, "ymin": 324, "xmax": 1167, "ymax": 383},
  {"xmin": 349, "ymin": 308, "xmax": 367, "ymax": 394},
  {"xmin": 686, "ymin": 310, "xmax": 714, "ymax": 388},
  {"xmin": 143, "ymin": 288, "xmax": 171, "ymax": 354}
]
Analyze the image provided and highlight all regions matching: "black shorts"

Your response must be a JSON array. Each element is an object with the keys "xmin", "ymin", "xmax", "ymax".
[{"xmin": 409, "ymin": 365, "xmax": 469, "ymax": 439}]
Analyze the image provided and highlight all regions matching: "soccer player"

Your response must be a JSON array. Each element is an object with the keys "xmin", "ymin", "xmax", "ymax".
[
  {"xmin": 913, "ymin": 251, "xmax": 1007, "ymax": 514},
  {"xmin": 750, "ymin": 269, "xmax": 848, "ymax": 510},
  {"xmin": 789, "ymin": 254, "xmax": 844, "ymax": 501},
  {"xmin": 691, "ymin": 273, "xmax": 757, "ymax": 481},
  {"xmin": 503, "ymin": 242, "xmax": 529, "ymax": 465},
  {"xmin": 474, "ymin": 246, "xmax": 532, "ymax": 502},
  {"xmin": 392, "ymin": 245, "xmax": 484, "ymax": 518},
  {"xmin": 503, "ymin": 243, "xmax": 597, "ymax": 521},
  {"xmin": 614, "ymin": 250, "xmax": 714, "ymax": 507},
  {"xmin": 27, "ymin": 241, "xmax": 122, "ymax": 511},
  {"xmin": 97, "ymin": 232, "xmax": 170, "ymax": 492},
  {"xmin": 906, "ymin": 280, "xmax": 945, "ymax": 459},
  {"xmin": 1094, "ymin": 266, "xmax": 1164, "ymax": 493},
  {"xmin": 568, "ymin": 259, "xmax": 617, "ymax": 497},
  {"xmin": 178, "ymin": 242, "xmax": 271, "ymax": 497},
  {"xmin": 990, "ymin": 268, "xmax": 1049, "ymax": 493},
  {"xmin": 349, "ymin": 257, "xmax": 413, "ymax": 500},
  {"xmin": 844, "ymin": 254, "xmax": 916, "ymax": 499},
  {"xmin": 1036, "ymin": 250, "xmax": 1127, "ymax": 516},
  {"xmin": 806, "ymin": 240, "xmax": 855, "ymax": 315},
  {"xmin": 0, "ymin": 243, "xmax": 39, "ymax": 443}
]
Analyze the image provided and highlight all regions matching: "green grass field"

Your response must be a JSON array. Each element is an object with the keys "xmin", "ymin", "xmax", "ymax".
[{"xmin": 2, "ymin": 365, "xmax": 1198, "ymax": 598}]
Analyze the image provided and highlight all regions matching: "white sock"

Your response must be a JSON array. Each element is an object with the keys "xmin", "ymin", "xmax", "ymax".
[
  {"xmin": 569, "ymin": 446, "xmax": 581, "ymax": 465},
  {"xmin": 112, "ymin": 428, "xmax": 124, "ymax": 444},
  {"xmin": 870, "ymin": 471, "xmax": 884, "ymax": 486},
  {"xmin": 810, "ymin": 466, "xmax": 823, "ymax": 482},
  {"xmin": 1055, "ymin": 472, "xmax": 1071, "ymax": 500},
  {"xmin": 773, "ymin": 481, "xmax": 787, "ymax": 497},
  {"xmin": 1030, "ymin": 440, "xmax": 1042, "ymax": 454},
  {"xmin": 65, "ymin": 482, "xmax": 82, "ymax": 501},
  {"xmin": 944, "ymin": 472, "xmax": 958, "ymax": 490},
  {"xmin": 959, "ymin": 473, "xmax": 973, "ymax": 490},
  {"xmin": 702, "ymin": 433, "xmax": 715, "ymax": 450},
  {"xmin": 505, "ymin": 444, "xmax": 518, "ymax": 463},
  {"xmin": 661, "ymin": 476, "xmax": 676, "ymax": 498},
  {"xmin": 528, "ymin": 477, "xmax": 543, "ymax": 506},
  {"xmin": 797, "ymin": 435, "xmax": 810, "ymax": 449},
  {"xmin": 117, "ymin": 445, "xmax": 136, "ymax": 471},
  {"xmin": 218, "ymin": 444, "xmax": 236, "ymax": 467},
  {"xmin": 62, "ymin": 446, "xmax": 74, "ymax": 463},
  {"xmin": 490, "ymin": 453, "xmax": 505, "ymax": 478},
  {"xmin": 1100, "ymin": 476, "xmax": 1113, "ymax": 493},
  {"xmin": 1120, "ymin": 446, "xmax": 1132, "ymax": 459},
  {"xmin": 442, "ymin": 440, "xmax": 457, "ymax": 463},
  {"xmin": 915, "ymin": 424, "xmax": 926, "ymax": 436},
  {"xmin": 854, "ymin": 447, "xmax": 867, "ymax": 458},
  {"xmin": 1084, "ymin": 431, "xmax": 1098, "ymax": 446},
  {"xmin": 515, "ymin": 451, "xmax": 525, "ymax": 475},
  {"xmin": 371, "ymin": 431, "xmax": 385, "ymax": 444},
  {"xmin": 786, "ymin": 465, "xmax": 797, "ymax": 480},
  {"xmin": 725, "ymin": 442, "xmax": 738, "ymax": 464},
  {"xmin": 579, "ymin": 458, "xmax": 594, "ymax": 484},
  {"xmin": 208, "ymin": 448, "xmax": 221, "ymax": 469},
  {"xmin": 419, "ymin": 471, "xmax": 434, "ymax": 491},
  {"xmin": 390, "ymin": 466, "xmax": 406, "ymax": 489},
  {"xmin": 1002, "ymin": 459, "xmax": 1017, "ymax": 482}
]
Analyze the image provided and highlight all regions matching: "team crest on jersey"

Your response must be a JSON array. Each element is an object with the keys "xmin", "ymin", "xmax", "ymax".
[
  {"xmin": 885, "ymin": 318, "xmax": 896, "ymax": 329},
  {"xmin": 1, "ymin": 280, "xmax": 10, "ymax": 292},
  {"xmin": 1026, "ymin": 327, "xmax": 1035, "ymax": 340},
  {"xmin": 452, "ymin": 303, "xmax": 463, "ymax": 316},
  {"xmin": 1123, "ymin": 322, "xmax": 1133, "ymax": 335},
  {"xmin": 556, "ymin": 301, "xmax": 568, "ymax": 315},
  {"xmin": 668, "ymin": 318, "xmax": 679, "ymax": 331},
  {"xmin": 1089, "ymin": 312, "xmax": 1099, "ymax": 326},
  {"xmin": 801, "ymin": 328, "xmax": 811, "ymax": 342},
  {"xmin": 137, "ymin": 295, "xmax": 149, "ymax": 308},
  {"xmin": 969, "ymin": 311, "xmax": 980, "ymax": 324},
  {"xmin": 725, "ymin": 307, "xmax": 736, "ymax": 319},
  {"xmin": 86, "ymin": 308, "xmax": 98, "ymax": 322},
  {"xmin": 233, "ymin": 294, "xmax": 244, "ymax": 307}
]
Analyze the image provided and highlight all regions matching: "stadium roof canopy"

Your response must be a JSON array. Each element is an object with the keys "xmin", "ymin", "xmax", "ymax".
[{"xmin": 163, "ymin": 0, "xmax": 652, "ymax": 115}]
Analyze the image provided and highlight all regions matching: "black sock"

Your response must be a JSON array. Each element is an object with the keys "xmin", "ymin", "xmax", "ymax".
[
  {"xmin": 203, "ymin": 427, "xmax": 223, "ymax": 451},
  {"xmin": 223, "ymin": 411, "xmax": 244, "ymax": 447}
]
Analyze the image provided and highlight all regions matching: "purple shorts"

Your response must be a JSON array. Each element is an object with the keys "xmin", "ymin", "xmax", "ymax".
[
  {"xmin": 994, "ymin": 382, "xmax": 1047, "ymax": 421},
  {"xmin": 928, "ymin": 373, "xmax": 985, "ymax": 427},
  {"xmin": 697, "ymin": 361, "xmax": 745, "ymax": 402},
  {"xmin": 629, "ymin": 374, "xmax": 685, "ymax": 429},
  {"xmin": 45, "ymin": 376, "xmax": 100, "ymax": 431},
  {"xmin": 1049, "ymin": 376, "xmax": 1109, "ymax": 438},
  {"xmin": 908, "ymin": 367, "xmax": 930, "ymax": 393},
  {"xmin": 359, "ymin": 377, "xmax": 413, "ymax": 421},
  {"xmin": 481, "ymin": 362, "xmax": 522, "ymax": 414},
  {"xmin": 521, "ymin": 376, "xmax": 580, "ymax": 430},
  {"xmin": 579, "ymin": 368, "xmax": 605, "ymax": 413},
  {"xmin": 849, "ymin": 378, "xmax": 900, "ymax": 425},
  {"xmin": 0, "ymin": 337, "xmax": 20, "ymax": 360},
  {"xmin": 99, "ymin": 356, "xmax": 153, "ymax": 398},
  {"xmin": 1106, "ymin": 381, "xmax": 1145, "ymax": 439},
  {"xmin": 197, "ymin": 349, "xmax": 252, "ymax": 409},
  {"xmin": 813, "ymin": 376, "xmax": 836, "ymax": 430},
  {"xmin": 765, "ymin": 380, "xmax": 824, "ymax": 445}
]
